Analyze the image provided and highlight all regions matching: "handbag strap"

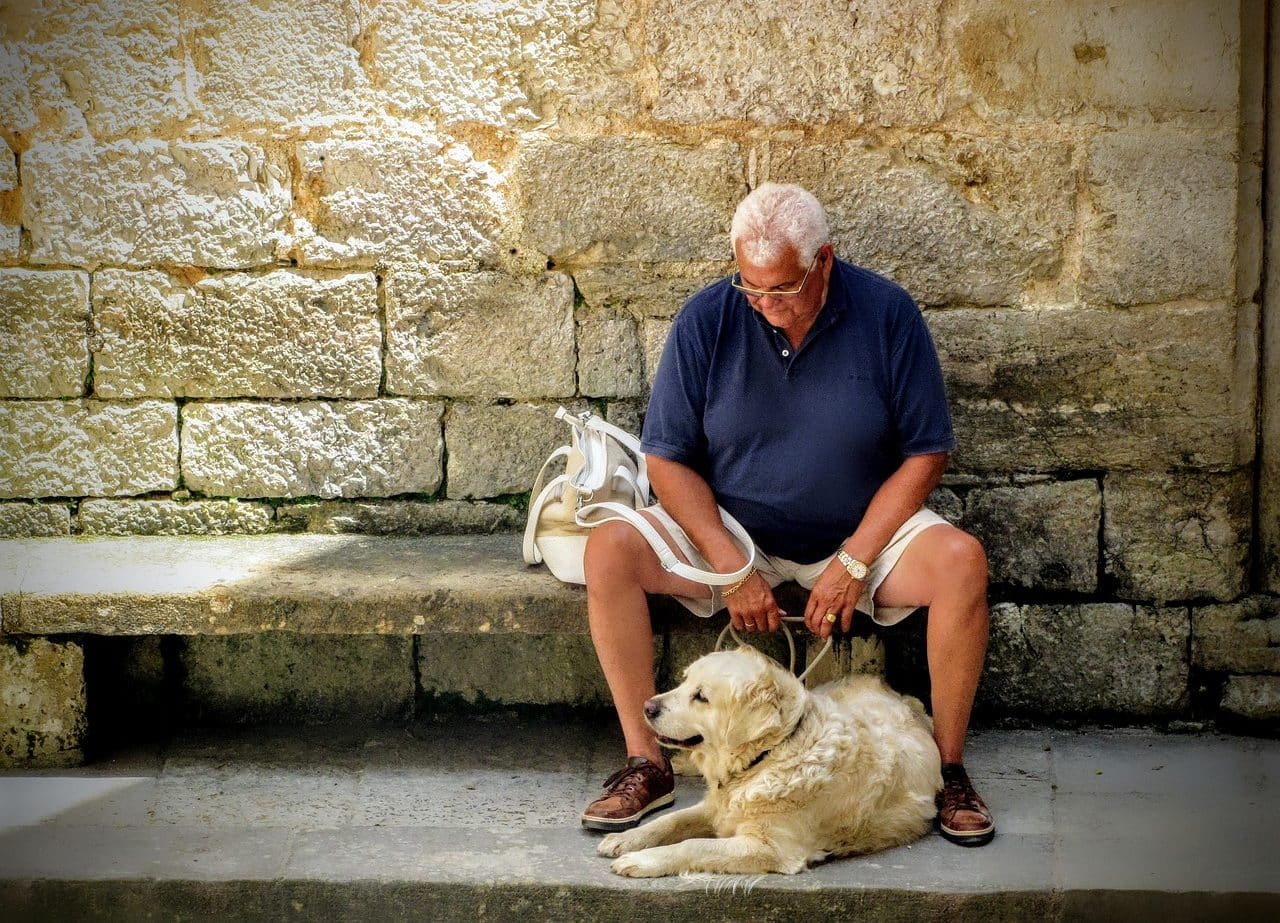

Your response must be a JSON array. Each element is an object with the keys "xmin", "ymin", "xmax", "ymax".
[{"xmin": 575, "ymin": 500, "xmax": 756, "ymax": 587}]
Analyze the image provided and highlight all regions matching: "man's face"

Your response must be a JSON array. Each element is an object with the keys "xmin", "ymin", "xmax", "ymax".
[{"xmin": 733, "ymin": 241, "xmax": 833, "ymax": 333}]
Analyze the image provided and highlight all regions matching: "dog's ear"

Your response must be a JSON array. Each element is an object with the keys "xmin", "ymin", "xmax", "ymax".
[
  {"xmin": 768, "ymin": 661, "xmax": 807, "ymax": 736},
  {"xmin": 726, "ymin": 662, "xmax": 797, "ymax": 746}
]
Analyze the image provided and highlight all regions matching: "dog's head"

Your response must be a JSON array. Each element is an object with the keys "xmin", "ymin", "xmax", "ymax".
[{"xmin": 644, "ymin": 646, "xmax": 807, "ymax": 782}]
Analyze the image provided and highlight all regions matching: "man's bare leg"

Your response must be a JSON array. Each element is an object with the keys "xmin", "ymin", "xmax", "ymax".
[
  {"xmin": 583, "ymin": 516, "xmax": 713, "ymax": 765},
  {"xmin": 870, "ymin": 524, "xmax": 989, "ymax": 763}
]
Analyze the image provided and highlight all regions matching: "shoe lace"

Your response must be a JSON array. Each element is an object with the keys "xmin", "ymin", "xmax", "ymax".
[
  {"xmin": 601, "ymin": 763, "xmax": 657, "ymax": 797},
  {"xmin": 941, "ymin": 770, "xmax": 985, "ymax": 813}
]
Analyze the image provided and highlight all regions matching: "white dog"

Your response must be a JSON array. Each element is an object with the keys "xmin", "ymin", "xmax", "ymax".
[{"xmin": 598, "ymin": 646, "xmax": 942, "ymax": 877}]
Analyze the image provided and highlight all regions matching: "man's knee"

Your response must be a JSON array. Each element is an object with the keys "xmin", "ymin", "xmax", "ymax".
[
  {"xmin": 934, "ymin": 528, "xmax": 989, "ymax": 592},
  {"xmin": 584, "ymin": 520, "xmax": 646, "ymax": 577}
]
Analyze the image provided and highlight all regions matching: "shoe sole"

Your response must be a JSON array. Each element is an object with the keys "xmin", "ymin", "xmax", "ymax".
[
  {"xmin": 580, "ymin": 791, "xmax": 676, "ymax": 832},
  {"xmin": 936, "ymin": 816, "xmax": 996, "ymax": 847}
]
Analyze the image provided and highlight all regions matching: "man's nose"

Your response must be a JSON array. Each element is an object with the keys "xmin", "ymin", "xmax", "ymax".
[{"xmin": 643, "ymin": 697, "xmax": 662, "ymax": 719}]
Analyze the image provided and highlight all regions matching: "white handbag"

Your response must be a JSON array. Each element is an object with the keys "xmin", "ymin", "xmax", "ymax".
[{"xmin": 522, "ymin": 406, "xmax": 757, "ymax": 588}]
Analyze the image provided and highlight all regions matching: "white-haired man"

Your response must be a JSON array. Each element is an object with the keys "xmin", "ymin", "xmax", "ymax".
[{"xmin": 580, "ymin": 183, "xmax": 995, "ymax": 847}]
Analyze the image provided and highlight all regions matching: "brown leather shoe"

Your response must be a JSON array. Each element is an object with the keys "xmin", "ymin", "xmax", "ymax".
[
  {"xmin": 936, "ymin": 762, "xmax": 995, "ymax": 846},
  {"xmin": 581, "ymin": 756, "xmax": 675, "ymax": 832}
]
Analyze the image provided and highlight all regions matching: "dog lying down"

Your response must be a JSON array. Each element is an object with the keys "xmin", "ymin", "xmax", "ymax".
[{"xmin": 598, "ymin": 646, "xmax": 942, "ymax": 877}]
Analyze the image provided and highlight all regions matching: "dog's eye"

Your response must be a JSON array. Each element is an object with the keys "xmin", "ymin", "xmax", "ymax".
[{"xmin": 692, "ymin": 688, "xmax": 708, "ymax": 704}]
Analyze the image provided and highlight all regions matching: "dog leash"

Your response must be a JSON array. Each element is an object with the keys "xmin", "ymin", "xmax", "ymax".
[{"xmin": 714, "ymin": 615, "xmax": 835, "ymax": 684}]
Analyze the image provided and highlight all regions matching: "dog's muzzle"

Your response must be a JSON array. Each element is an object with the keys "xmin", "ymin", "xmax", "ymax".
[{"xmin": 643, "ymin": 696, "xmax": 703, "ymax": 748}]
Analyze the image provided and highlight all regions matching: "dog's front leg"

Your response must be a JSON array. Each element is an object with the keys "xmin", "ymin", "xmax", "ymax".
[
  {"xmin": 611, "ymin": 834, "xmax": 804, "ymax": 878},
  {"xmin": 598, "ymin": 802, "xmax": 714, "ymax": 857}
]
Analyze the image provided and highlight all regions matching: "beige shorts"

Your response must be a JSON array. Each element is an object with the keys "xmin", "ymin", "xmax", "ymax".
[{"xmin": 641, "ymin": 505, "xmax": 950, "ymax": 627}]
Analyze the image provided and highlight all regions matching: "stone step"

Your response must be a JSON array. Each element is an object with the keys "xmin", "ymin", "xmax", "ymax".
[
  {"xmin": 0, "ymin": 534, "xmax": 580, "ymax": 636},
  {"xmin": 1, "ymin": 718, "xmax": 1276, "ymax": 922},
  {"xmin": 1, "ymin": 534, "xmax": 1271, "ymax": 770}
]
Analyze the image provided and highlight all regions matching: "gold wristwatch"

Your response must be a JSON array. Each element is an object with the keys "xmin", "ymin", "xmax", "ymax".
[{"xmin": 836, "ymin": 549, "xmax": 869, "ymax": 581}]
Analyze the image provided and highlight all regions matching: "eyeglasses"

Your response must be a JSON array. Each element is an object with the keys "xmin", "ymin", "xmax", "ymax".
[{"xmin": 729, "ymin": 253, "xmax": 819, "ymax": 299}]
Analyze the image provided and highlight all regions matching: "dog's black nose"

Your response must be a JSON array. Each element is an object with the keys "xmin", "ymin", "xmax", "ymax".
[{"xmin": 643, "ymin": 698, "xmax": 662, "ymax": 719}]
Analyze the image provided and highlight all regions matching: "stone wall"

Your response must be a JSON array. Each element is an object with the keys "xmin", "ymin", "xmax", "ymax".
[{"xmin": 0, "ymin": 1, "xmax": 1275, "ymax": 721}]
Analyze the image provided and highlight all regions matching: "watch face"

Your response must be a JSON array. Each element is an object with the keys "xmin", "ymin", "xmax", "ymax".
[{"xmin": 840, "ymin": 551, "xmax": 867, "ymax": 579}]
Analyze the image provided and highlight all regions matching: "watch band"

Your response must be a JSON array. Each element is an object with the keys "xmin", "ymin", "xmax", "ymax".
[{"xmin": 836, "ymin": 549, "xmax": 869, "ymax": 581}]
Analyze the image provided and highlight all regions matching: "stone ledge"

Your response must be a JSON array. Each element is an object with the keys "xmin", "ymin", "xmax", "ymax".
[{"xmin": 0, "ymin": 535, "xmax": 585, "ymax": 636}]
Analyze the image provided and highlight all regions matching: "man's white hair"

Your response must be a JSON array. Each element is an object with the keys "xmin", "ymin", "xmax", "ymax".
[{"xmin": 730, "ymin": 182, "xmax": 830, "ymax": 267}]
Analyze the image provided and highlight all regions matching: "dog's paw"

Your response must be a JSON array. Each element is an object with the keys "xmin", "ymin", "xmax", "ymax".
[
  {"xmin": 597, "ymin": 828, "xmax": 647, "ymax": 857},
  {"xmin": 610, "ymin": 851, "xmax": 671, "ymax": 878}
]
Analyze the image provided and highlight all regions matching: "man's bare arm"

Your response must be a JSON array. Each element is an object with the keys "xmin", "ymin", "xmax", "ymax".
[
  {"xmin": 803, "ymin": 451, "xmax": 949, "ymax": 636},
  {"xmin": 843, "ymin": 451, "xmax": 949, "ymax": 565},
  {"xmin": 646, "ymin": 454, "xmax": 785, "ymax": 632},
  {"xmin": 645, "ymin": 454, "xmax": 749, "ymax": 574}
]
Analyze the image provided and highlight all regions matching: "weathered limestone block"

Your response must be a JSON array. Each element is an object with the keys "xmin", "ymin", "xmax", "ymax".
[
  {"xmin": 964, "ymin": 480, "xmax": 1100, "ymax": 592},
  {"xmin": 23, "ymin": 139, "xmax": 289, "ymax": 269},
  {"xmin": 981, "ymin": 603, "xmax": 1189, "ymax": 717},
  {"xmin": 180, "ymin": 634, "xmax": 413, "ymax": 722},
  {"xmin": 799, "ymin": 636, "xmax": 887, "ymax": 690},
  {"xmin": 1, "ymin": 638, "xmax": 86, "ymax": 768},
  {"xmin": 577, "ymin": 309, "xmax": 643, "ymax": 398},
  {"xmin": 605, "ymin": 401, "xmax": 644, "ymax": 436},
  {"xmin": 366, "ymin": 0, "xmax": 604, "ymax": 127},
  {"xmin": 181, "ymin": 400, "xmax": 443, "ymax": 498},
  {"xmin": 385, "ymin": 269, "xmax": 574, "ymax": 399},
  {"xmin": 293, "ymin": 128, "xmax": 505, "ymax": 268},
  {"xmin": 641, "ymin": 318, "xmax": 673, "ymax": 388},
  {"xmin": 0, "ymin": 503, "xmax": 70, "ymax": 537},
  {"xmin": 946, "ymin": 0, "xmax": 1240, "ymax": 125},
  {"xmin": 1082, "ymin": 131, "xmax": 1236, "ymax": 304},
  {"xmin": 183, "ymin": 0, "xmax": 371, "ymax": 131},
  {"xmin": 1104, "ymin": 471, "xmax": 1251, "ymax": 604},
  {"xmin": 1, "ymin": 0, "xmax": 190, "ymax": 142},
  {"xmin": 930, "ymin": 303, "xmax": 1251, "ymax": 472},
  {"xmin": 647, "ymin": 0, "xmax": 943, "ymax": 126},
  {"xmin": 1193, "ymin": 598, "xmax": 1280, "ymax": 675},
  {"xmin": 0, "ymin": 400, "xmax": 178, "ymax": 498},
  {"xmin": 1220, "ymin": 675, "xmax": 1280, "ymax": 722},
  {"xmin": 515, "ymin": 138, "xmax": 744, "ymax": 263},
  {"xmin": 660, "ymin": 624, "xmax": 793, "ymax": 691},
  {"xmin": 0, "ymin": 45, "xmax": 37, "ymax": 146},
  {"xmin": 0, "ymin": 269, "xmax": 89, "ymax": 397},
  {"xmin": 769, "ymin": 135, "xmax": 1074, "ymax": 305},
  {"xmin": 92, "ymin": 270, "xmax": 381, "ymax": 399},
  {"xmin": 276, "ymin": 499, "xmax": 522, "ymax": 535},
  {"xmin": 0, "ymin": 146, "xmax": 18, "ymax": 258},
  {"xmin": 925, "ymin": 486, "xmax": 964, "ymax": 524},
  {"xmin": 446, "ymin": 402, "xmax": 585, "ymax": 500},
  {"xmin": 574, "ymin": 263, "xmax": 730, "ymax": 318},
  {"xmin": 77, "ymin": 499, "xmax": 275, "ymax": 536},
  {"xmin": 419, "ymin": 633, "xmax": 626, "ymax": 706}
]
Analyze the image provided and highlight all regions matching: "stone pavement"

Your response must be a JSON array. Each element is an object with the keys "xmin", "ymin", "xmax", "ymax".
[{"xmin": 0, "ymin": 715, "xmax": 1277, "ymax": 921}]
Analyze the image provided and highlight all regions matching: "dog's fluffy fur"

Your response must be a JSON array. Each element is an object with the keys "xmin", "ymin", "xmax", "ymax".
[{"xmin": 599, "ymin": 646, "xmax": 942, "ymax": 877}]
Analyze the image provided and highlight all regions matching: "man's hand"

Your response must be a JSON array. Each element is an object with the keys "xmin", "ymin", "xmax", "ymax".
[
  {"xmin": 803, "ymin": 560, "xmax": 865, "ymax": 640},
  {"xmin": 725, "ymin": 573, "xmax": 784, "ymax": 633}
]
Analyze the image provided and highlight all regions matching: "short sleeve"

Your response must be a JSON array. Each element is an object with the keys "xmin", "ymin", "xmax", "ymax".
[
  {"xmin": 641, "ymin": 308, "xmax": 711, "ymax": 466},
  {"xmin": 888, "ymin": 296, "xmax": 955, "ymax": 457}
]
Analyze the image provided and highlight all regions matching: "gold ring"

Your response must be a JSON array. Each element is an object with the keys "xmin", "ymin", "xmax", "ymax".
[{"xmin": 824, "ymin": 612, "xmax": 837, "ymax": 624}]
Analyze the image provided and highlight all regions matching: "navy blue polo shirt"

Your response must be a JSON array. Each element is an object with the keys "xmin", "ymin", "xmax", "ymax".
[{"xmin": 641, "ymin": 257, "xmax": 954, "ymax": 564}]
